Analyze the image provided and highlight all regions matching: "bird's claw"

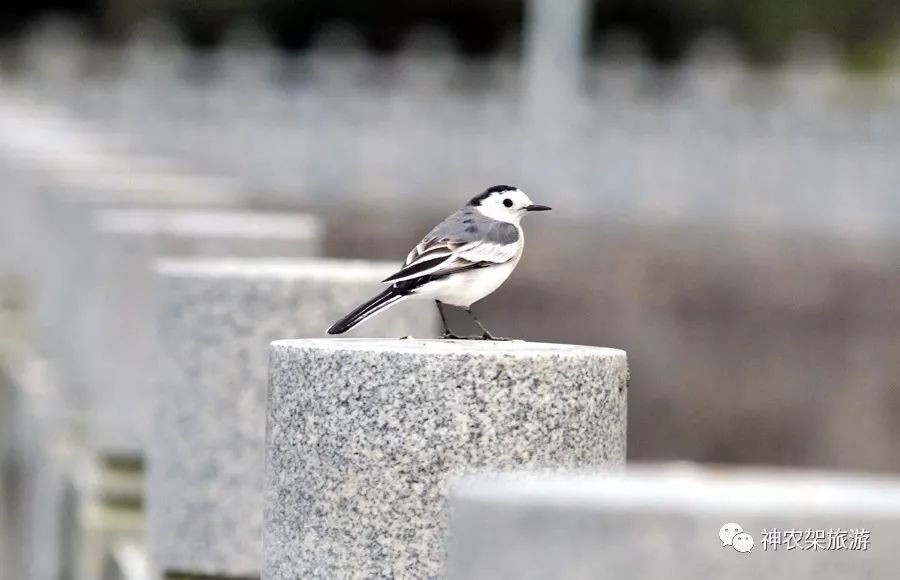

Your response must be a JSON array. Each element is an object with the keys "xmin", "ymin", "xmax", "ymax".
[
  {"xmin": 481, "ymin": 332, "xmax": 514, "ymax": 341},
  {"xmin": 441, "ymin": 332, "xmax": 494, "ymax": 340}
]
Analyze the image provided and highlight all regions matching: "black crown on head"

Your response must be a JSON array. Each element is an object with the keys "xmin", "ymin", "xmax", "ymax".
[{"xmin": 468, "ymin": 184, "xmax": 518, "ymax": 206}]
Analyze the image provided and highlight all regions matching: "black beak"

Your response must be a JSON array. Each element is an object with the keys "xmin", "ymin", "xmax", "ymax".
[{"xmin": 525, "ymin": 204, "xmax": 552, "ymax": 212}]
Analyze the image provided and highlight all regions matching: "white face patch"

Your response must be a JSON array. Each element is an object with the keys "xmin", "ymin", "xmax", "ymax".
[{"xmin": 475, "ymin": 189, "xmax": 534, "ymax": 223}]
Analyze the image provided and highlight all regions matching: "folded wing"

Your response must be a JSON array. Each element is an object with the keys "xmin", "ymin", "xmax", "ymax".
[{"xmin": 382, "ymin": 236, "xmax": 517, "ymax": 284}]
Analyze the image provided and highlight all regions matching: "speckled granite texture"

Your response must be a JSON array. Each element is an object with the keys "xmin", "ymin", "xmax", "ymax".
[
  {"xmin": 449, "ymin": 465, "xmax": 900, "ymax": 580},
  {"xmin": 149, "ymin": 259, "xmax": 437, "ymax": 577},
  {"xmin": 85, "ymin": 209, "xmax": 324, "ymax": 456},
  {"xmin": 264, "ymin": 339, "xmax": 628, "ymax": 579}
]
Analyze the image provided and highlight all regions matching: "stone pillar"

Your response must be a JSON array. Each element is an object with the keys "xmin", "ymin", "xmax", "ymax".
[
  {"xmin": 2, "ymin": 354, "xmax": 73, "ymax": 580},
  {"xmin": 148, "ymin": 258, "xmax": 438, "ymax": 579},
  {"xmin": 0, "ymin": 95, "xmax": 261, "ymax": 580},
  {"xmin": 8, "ymin": 175, "xmax": 250, "ymax": 580},
  {"xmin": 39, "ymin": 172, "xmax": 248, "ymax": 403},
  {"xmin": 58, "ymin": 210, "xmax": 323, "ymax": 580},
  {"xmin": 449, "ymin": 464, "xmax": 900, "ymax": 580},
  {"xmin": 524, "ymin": 0, "xmax": 589, "ymax": 114},
  {"xmin": 264, "ymin": 340, "xmax": 627, "ymax": 578},
  {"xmin": 85, "ymin": 208, "xmax": 324, "ymax": 458}
]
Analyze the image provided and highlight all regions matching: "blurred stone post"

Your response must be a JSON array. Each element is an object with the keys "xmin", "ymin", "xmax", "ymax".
[
  {"xmin": 63, "ymin": 209, "xmax": 323, "ymax": 580},
  {"xmin": 524, "ymin": 0, "xmax": 589, "ymax": 118},
  {"xmin": 0, "ymin": 94, "xmax": 254, "ymax": 580},
  {"xmin": 148, "ymin": 258, "xmax": 437, "ymax": 578},
  {"xmin": 85, "ymin": 208, "xmax": 323, "ymax": 458},
  {"xmin": 38, "ymin": 171, "xmax": 249, "ymax": 409},
  {"xmin": 264, "ymin": 339, "xmax": 627, "ymax": 578},
  {"xmin": 522, "ymin": 0, "xmax": 590, "ymax": 203},
  {"xmin": 449, "ymin": 464, "xmax": 900, "ymax": 579}
]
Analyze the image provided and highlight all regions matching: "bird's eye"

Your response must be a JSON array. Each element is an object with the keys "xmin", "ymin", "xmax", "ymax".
[{"xmin": 503, "ymin": 198, "xmax": 513, "ymax": 208}]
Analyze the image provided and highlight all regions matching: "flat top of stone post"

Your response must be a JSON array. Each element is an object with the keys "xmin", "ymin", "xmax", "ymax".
[
  {"xmin": 91, "ymin": 209, "xmax": 322, "ymax": 238},
  {"xmin": 155, "ymin": 257, "xmax": 400, "ymax": 281},
  {"xmin": 271, "ymin": 338, "xmax": 626, "ymax": 360},
  {"xmin": 453, "ymin": 463, "xmax": 900, "ymax": 517}
]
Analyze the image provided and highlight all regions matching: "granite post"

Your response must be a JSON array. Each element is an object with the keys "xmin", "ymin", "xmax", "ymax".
[
  {"xmin": 448, "ymin": 464, "xmax": 900, "ymax": 580},
  {"xmin": 33, "ymin": 172, "xmax": 249, "ymax": 421},
  {"xmin": 58, "ymin": 209, "xmax": 322, "ymax": 580},
  {"xmin": 264, "ymin": 339, "xmax": 628, "ymax": 578},
  {"xmin": 149, "ymin": 258, "xmax": 438, "ymax": 578},
  {"xmin": 34, "ymin": 171, "xmax": 248, "ymax": 375},
  {"xmin": 85, "ymin": 208, "xmax": 323, "ymax": 458}
]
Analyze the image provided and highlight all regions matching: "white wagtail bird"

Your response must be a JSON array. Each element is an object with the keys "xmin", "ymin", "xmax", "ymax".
[{"xmin": 327, "ymin": 185, "xmax": 551, "ymax": 339}]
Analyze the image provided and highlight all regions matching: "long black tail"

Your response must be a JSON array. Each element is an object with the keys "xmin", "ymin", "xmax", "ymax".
[{"xmin": 327, "ymin": 287, "xmax": 406, "ymax": 335}]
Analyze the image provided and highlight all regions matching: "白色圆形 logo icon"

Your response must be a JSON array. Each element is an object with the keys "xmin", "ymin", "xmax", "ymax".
[{"xmin": 720, "ymin": 522, "xmax": 754, "ymax": 553}]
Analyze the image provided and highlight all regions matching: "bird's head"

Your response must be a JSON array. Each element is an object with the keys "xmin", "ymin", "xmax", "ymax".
[{"xmin": 467, "ymin": 184, "xmax": 551, "ymax": 224}]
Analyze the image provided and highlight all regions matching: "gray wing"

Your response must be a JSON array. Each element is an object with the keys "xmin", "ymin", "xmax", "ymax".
[{"xmin": 381, "ymin": 208, "xmax": 520, "ymax": 284}]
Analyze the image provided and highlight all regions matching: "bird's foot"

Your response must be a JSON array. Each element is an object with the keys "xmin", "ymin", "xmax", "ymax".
[
  {"xmin": 441, "ymin": 332, "xmax": 491, "ymax": 340},
  {"xmin": 481, "ymin": 332, "xmax": 514, "ymax": 341}
]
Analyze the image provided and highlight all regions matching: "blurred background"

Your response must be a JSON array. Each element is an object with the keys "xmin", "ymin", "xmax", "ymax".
[{"xmin": 2, "ymin": 0, "xmax": 900, "ymax": 472}]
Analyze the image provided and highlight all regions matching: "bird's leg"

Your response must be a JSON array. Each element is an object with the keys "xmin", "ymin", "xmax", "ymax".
[
  {"xmin": 464, "ymin": 307, "xmax": 512, "ymax": 341},
  {"xmin": 436, "ymin": 301, "xmax": 462, "ymax": 339}
]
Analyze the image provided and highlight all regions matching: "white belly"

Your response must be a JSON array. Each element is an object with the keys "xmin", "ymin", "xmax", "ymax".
[{"xmin": 412, "ymin": 258, "xmax": 519, "ymax": 307}]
